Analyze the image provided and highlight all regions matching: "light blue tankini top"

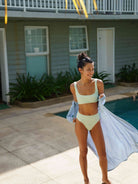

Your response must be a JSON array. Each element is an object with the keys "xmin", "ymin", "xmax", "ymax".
[{"xmin": 66, "ymin": 95, "xmax": 138, "ymax": 171}]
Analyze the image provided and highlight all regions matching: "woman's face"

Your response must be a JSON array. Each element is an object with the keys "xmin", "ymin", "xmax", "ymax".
[{"xmin": 79, "ymin": 62, "xmax": 94, "ymax": 79}]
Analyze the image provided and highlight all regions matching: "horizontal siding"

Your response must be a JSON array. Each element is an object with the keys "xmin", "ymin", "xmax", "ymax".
[
  {"xmin": 88, "ymin": 21, "xmax": 138, "ymax": 74},
  {"xmin": 6, "ymin": 22, "xmax": 26, "ymax": 84},
  {"xmin": 87, "ymin": 23, "xmax": 97, "ymax": 67},
  {"xmin": 0, "ymin": 19, "xmax": 137, "ymax": 84},
  {"xmin": 49, "ymin": 22, "xmax": 69, "ymax": 77},
  {"xmin": 115, "ymin": 22, "xmax": 138, "ymax": 73}
]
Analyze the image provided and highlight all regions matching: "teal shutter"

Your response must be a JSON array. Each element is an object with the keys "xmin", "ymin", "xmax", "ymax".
[
  {"xmin": 69, "ymin": 55, "xmax": 77, "ymax": 71},
  {"xmin": 26, "ymin": 55, "xmax": 47, "ymax": 78}
]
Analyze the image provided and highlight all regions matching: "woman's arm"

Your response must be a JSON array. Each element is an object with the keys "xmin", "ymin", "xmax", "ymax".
[
  {"xmin": 97, "ymin": 79, "xmax": 105, "ymax": 99},
  {"xmin": 70, "ymin": 83, "xmax": 78, "ymax": 122},
  {"xmin": 66, "ymin": 100, "xmax": 79, "ymax": 123},
  {"xmin": 70, "ymin": 83, "xmax": 77, "ymax": 102},
  {"xmin": 97, "ymin": 79, "xmax": 106, "ymax": 105}
]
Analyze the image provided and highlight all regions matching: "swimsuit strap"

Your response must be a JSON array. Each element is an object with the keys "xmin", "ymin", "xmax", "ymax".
[
  {"xmin": 74, "ymin": 80, "xmax": 98, "ymax": 94},
  {"xmin": 74, "ymin": 81, "xmax": 78, "ymax": 95},
  {"xmin": 94, "ymin": 78, "xmax": 98, "ymax": 92}
]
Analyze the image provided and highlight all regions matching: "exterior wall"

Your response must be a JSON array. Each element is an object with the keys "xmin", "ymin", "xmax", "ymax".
[
  {"xmin": 0, "ymin": 21, "xmax": 26, "ymax": 83},
  {"xmin": 49, "ymin": 21, "xmax": 69, "ymax": 77},
  {"xmin": 115, "ymin": 21, "xmax": 138, "ymax": 72},
  {"xmin": 6, "ymin": 22, "xmax": 26, "ymax": 83},
  {"xmin": 88, "ymin": 20, "xmax": 138, "ymax": 74},
  {"xmin": 0, "ymin": 19, "xmax": 138, "ymax": 83}
]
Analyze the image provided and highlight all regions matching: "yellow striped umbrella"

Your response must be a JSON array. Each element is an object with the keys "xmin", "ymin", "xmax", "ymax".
[
  {"xmin": 72, "ymin": 0, "xmax": 80, "ymax": 15},
  {"xmin": 65, "ymin": 0, "xmax": 68, "ymax": 9},
  {"xmin": 76, "ymin": 0, "xmax": 81, "ymax": 9},
  {"xmin": 5, "ymin": 0, "xmax": 8, "ymax": 24},
  {"xmin": 66, "ymin": 0, "xmax": 98, "ymax": 18},
  {"xmin": 4, "ymin": 0, "xmax": 98, "ymax": 24},
  {"xmin": 79, "ymin": 0, "xmax": 88, "ymax": 18},
  {"xmin": 93, "ymin": 0, "xmax": 98, "ymax": 10}
]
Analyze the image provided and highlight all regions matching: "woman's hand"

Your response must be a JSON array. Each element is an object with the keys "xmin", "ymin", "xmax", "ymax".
[
  {"xmin": 99, "ymin": 93, "xmax": 104, "ymax": 99},
  {"xmin": 73, "ymin": 118, "xmax": 76, "ymax": 123}
]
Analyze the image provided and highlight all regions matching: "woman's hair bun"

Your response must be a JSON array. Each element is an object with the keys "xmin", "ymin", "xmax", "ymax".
[
  {"xmin": 77, "ymin": 52, "xmax": 93, "ymax": 70},
  {"xmin": 78, "ymin": 52, "xmax": 87, "ymax": 61}
]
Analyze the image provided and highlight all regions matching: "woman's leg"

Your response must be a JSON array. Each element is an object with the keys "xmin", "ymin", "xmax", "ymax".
[
  {"xmin": 75, "ymin": 118, "xmax": 89, "ymax": 184},
  {"xmin": 90, "ymin": 121, "xmax": 111, "ymax": 184}
]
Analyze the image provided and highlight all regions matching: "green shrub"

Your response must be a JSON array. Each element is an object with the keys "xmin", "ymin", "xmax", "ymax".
[
  {"xmin": 70, "ymin": 68, "xmax": 81, "ymax": 81},
  {"xmin": 8, "ymin": 73, "xmax": 45, "ymax": 103},
  {"xmin": 55, "ymin": 71, "xmax": 72, "ymax": 95},
  {"xmin": 93, "ymin": 71, "xmax": 111, "ymax": 84},
  {"xmin": 55, "ymin": 69, "xmax": 81, "ymax": 95},
  {"xmin": 38, "ymin": 73, "xmax": 57, "ymax": 98},
  {"xmin": 116, "ymin": 63, "xmax": 138, "ymax": 82},
  {"xmin": 8, "ymin": 69, "xmax": 110, "ymax": 103}
]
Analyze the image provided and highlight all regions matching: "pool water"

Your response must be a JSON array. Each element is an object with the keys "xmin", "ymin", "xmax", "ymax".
[
  {"xmin": 0, "ymin": 103, "xmax": 10, "ymax": 110},
  {"xmin": 105, "ymin": 97, "xmax": 138, "ymax": 129},
  {"xmin": 55, "ymin": 97, "xmax": 138, "ymax": 129}
]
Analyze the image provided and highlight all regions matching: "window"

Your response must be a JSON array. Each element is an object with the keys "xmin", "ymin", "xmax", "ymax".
[
  {"xmin": 25, "ymin": 26, "xmax": 49, "ymax": 78},
  {"xmin": 69, "ymin": 26, "xmax": 89, "ymax": 71},
  {"xmin": 69, "ymin": 26, "xmax": 88, "ymax": 52}
]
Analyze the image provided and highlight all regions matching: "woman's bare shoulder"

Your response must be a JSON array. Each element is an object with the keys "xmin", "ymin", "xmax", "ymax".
[
  {"xmin": 70, "ymin": 80, "xmax": 79, "ymax": 88},
  {"xmin": 70, "ymin": 82, "xmax": 74, "ymax": 88},
  {"xmin": 96, "ymin": 79, "xmax": 104, "ymax": 95},
  {"xmin": 70, "ymin": 80, "xmax": 79, "ymax": 94},
  {"xmin": 70, "ymin": 82, "xmax": 75, "ymax": 94},
  {"xmin": 96, "ymin": 78, "xmax": 104, "ymax": 86}
]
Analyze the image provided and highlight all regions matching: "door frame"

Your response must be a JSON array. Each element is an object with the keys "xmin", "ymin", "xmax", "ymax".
[
  {"xmin": 97, "ymin": 27, "xmax": 115, "ymax": 83},
  {"xmin": 0, "ymin": 28, "xmax": 9, "ymax": 103}
]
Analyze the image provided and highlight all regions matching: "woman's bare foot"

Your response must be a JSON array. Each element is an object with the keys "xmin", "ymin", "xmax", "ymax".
[
  {"xmin": 102, "ymin": 179, "xmax": 111, "ymax": 184},
  {"xmin": 84, "ymin": 181, "xmax": 90, "ymax": 184},
  {"xmin": 84, "ymin": 178, "xmax": 90, "ymax": 184}
]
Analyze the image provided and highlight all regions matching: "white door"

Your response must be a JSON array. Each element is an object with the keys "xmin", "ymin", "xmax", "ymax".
[
  {"xmin": 97, "ymin": 28, "xmax": 115, "ymax": 83},
  {"xmin": 0, "ymin": 29, "xmax": 9, "ymax": 103}
]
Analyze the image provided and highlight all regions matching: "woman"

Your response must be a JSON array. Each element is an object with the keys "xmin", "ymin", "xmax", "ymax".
[{"xmin": 69, "ymin": 52, "xmax": 111, "ymax": 184}]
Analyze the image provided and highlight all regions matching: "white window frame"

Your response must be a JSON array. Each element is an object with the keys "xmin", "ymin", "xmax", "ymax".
[
  {"xmin": 24, "ymin": 26, "xmax": 50, "ymax": 75},
  {"xmin": 69, "ymin": 25, "xmax": 89, "ymax": 53}
]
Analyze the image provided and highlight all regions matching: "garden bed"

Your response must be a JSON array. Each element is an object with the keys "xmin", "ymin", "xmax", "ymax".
[
  {"xmin": 14, "ymin": 83, "xmax": 116, "ymax": 108},
  {"xmin": 118, "ymin": 82, "xmax": 138, "ymax": 87},
  {"xmin": 15, "ymin": 94, "xmax": 73, "ymax": 108}
]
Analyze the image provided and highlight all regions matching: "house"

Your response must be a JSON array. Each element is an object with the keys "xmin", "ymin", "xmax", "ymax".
[{"xmin": 0, "ymin": 0, "xmax": 138, "ymax": 103}]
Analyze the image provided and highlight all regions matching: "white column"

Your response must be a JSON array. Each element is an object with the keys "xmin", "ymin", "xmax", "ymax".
[
  {"xmin": 0, "ymin": 29, "xmax": 10, "ymax": 103},
  {"xmin": 103, "ymin": 0, "xmax": 106, "ymax": 13},
  {"xmin": 135, "ymin": 0, "xmax": 137, "ymax": 15},
  {"xmin": 91, "ymin": 0, "xmax": 94, "ymax": 13},
  {"xmin": 86, "ymin": 0, "xmax": 90, "ymax": 13},
  {"xmin": 114, "ymin": 0, "xmax": 116, "ymax": 14},
  {"xmin": 23, "ymin": 0, "xmax": 26, "ymax": 12},
  {"xmin": 56, "ymin": 0, "xmax": 58, "ymax": 13},
  {"xmin": 120, "ymin": 0, "xmax": 122, "ymax": 14}
]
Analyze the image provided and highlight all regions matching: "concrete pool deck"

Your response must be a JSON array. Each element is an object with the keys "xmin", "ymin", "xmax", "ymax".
[{"xmin": 0, "ymin": 85, "xmax": 138, "ymax": 184}]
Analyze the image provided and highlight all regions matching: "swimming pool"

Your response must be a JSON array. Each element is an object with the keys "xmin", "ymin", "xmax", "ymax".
[{"xmin": 55, "ymin": 97, "xmax": 138, "ymax": 129}]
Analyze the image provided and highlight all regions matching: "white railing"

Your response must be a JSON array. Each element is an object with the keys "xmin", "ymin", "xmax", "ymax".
[
  {"xmin": 0, "ymin": 0, "xmax": 76, "ymax": 11},
  {"xmin": 0, "ymin": 0, "xmax": 137, "ymax": 15},
  {"xmin": 90, "ymin": 0, "xmax": 137, "ymax": 14}
]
